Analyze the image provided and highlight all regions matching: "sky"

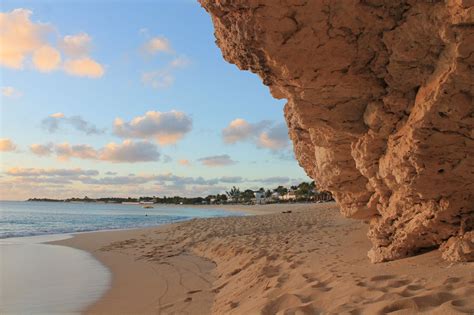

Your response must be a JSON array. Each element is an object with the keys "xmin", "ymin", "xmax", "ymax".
[{"xmin": 0, "ymin": 0, "xmax": 310, "ymax": 200}]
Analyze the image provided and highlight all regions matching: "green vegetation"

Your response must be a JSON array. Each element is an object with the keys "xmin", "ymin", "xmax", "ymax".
[{"xmin": 27, "ymin": 181, "xmax": 333, "ymax": 205}]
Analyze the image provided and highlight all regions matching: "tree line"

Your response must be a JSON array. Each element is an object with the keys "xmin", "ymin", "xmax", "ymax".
[{"xmin": 27, "ymin": 181, "xmax": 333, "ymax": 204}]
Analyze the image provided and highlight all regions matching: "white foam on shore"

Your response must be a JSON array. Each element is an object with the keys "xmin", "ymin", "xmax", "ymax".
[{"xmin": 0, "ymin": 234, "xmax": 111, "ymax": 314}]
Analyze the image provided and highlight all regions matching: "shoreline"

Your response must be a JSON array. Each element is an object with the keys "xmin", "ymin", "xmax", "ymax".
[
  {"xmin": 52, "ymin": 226, "xmax": 216, "ymax": 314},
  {"xmin": 0, "ymin": 234, "xmax": 110, "ymax": 314},
  {"xmin": 48, "ymin": 202, "xmax": 296, "ymax": 314},
  {"xmin": 52, "ymin": 202, "xmax": 473, "ymax": 314}
]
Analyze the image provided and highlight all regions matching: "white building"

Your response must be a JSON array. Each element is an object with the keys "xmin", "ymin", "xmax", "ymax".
[
  {"xmin": 281, "ymin": 190, "xmax": 297, "ymax": 201},
  {"xmin": 254, "ymin": 191, "xmax": 265, "ymax": 204},
  {"xmin": 271, "ymin": 192, "xmax": 281, "ymax": 200}
]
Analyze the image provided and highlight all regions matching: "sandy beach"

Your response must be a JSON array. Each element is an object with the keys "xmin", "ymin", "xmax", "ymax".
[
  {"xmin": 50, "ymin": 203, "xmax": 474, "ymax": 314},
  {"xmin": 2, "ymin": 0, "xmax": 472, "ymax": 314}
]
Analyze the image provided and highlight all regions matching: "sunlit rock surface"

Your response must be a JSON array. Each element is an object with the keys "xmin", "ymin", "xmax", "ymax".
[{"xmin": 201, "ymin": 0, "xmax": 474, "ymax": 262}]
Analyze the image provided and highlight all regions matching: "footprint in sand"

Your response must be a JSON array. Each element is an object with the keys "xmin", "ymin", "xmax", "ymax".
[
  {"xmin": 381, "ymin": 299, "xmax": 418, "ymax": 313},
  {"xmin": 302, "ymin": 273, "xmax": 332, "ymax": 292},
  {"xmin": 302, "ymin": 273, "xmax": 317, "ymax": 282},
  {"xmin": 311, "ymin": 281, "xmax": 331, "ymax": 292},
  {"xmin": 387, "ymin": 279, "xmax": 411, "ymax": 288},
  {"xmin": 277, "ymin": 273, "xmax": 289, "ymax": 287},
  {"xmin": 406, "ymin": 284, "xmax": 424, "ymax": 291},
  {"xmin": 262, "ymin": 265, "xmax": 280, "ymax": 278},
  {"xmin": 449, "ymin": 299, "xmax": 467, "ymax": 307},
  {"xmin": 229, "ymin": 301, "xmax": 239, "ymax": 309},
  {"xmin": 261, "ymin": 294, "xmax": 310, "ymax": 315},
  {"xmin": 228, "ymin": 268, "xmax": 242, "ymax": 276},
  {"xmin": 443, "ymin": 277, "xmax": 461, "ymax": 284},
  {"xmin": 289, "ymin": 260, "xmax": 303, "ymax": 269},
  {"xmin": 399, "ymin": 283, "xmax": 425, "ymax": 298},
  {"xmin": 212, "ymin": 281, "xmax": 228, "ymax": 293},
  {"xmin": 370, "ymin": 274, "xmax": 396, "ymax": 282}
]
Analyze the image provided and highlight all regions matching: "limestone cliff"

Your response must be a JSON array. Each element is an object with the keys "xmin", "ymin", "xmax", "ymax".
[{"xmin": 200, "ymin": 0, "xmax": 474, "ymax": 262}]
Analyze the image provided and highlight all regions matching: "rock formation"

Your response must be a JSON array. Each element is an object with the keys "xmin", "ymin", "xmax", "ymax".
[{"xmin": 200, "ymin": 0, "xmax": 474, "ymax": 262}]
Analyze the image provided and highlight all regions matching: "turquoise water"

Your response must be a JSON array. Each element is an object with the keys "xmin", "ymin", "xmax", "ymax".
[{"xmin": 0, "ymin": 201, "xmax": 236, "ymax": 239}]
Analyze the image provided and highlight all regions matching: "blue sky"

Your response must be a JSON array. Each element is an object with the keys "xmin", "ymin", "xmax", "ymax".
[{"xmin": 0, "ymin": 0, "xmax": 309, "ymax": 200}]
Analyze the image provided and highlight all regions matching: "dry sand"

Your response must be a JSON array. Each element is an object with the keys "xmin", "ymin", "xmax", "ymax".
[{"xmin": 53, "ymin": 203, "xmax": 474, "ymax": 314}]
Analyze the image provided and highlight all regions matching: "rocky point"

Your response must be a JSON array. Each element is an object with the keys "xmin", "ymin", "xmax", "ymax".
[{"xmin": 200, "ymin": 0, "xmax": 474, "ymax": 262}]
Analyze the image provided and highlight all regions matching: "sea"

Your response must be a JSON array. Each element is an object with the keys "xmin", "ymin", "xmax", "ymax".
[
  {"xmin": 0, "ymin": 201, "xmax": 239, "ymax": 314},
  {"xmin": 0, "ymin": 201, "xmax": 236, "ymax": 239}
]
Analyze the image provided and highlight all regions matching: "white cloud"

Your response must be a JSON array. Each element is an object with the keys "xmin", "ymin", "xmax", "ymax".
[
  {"xmin": 74, "ymin": 173, "xmax": 292, "ymax": 188},
  {"xmin": 50, "ymin": 112, "xmax": 65, "ymax": 118},
  {"xmin": 67, "ymin": 115, "xmax": 104, "ymax": 134},
  {"xmin": 30, "ymin": 143, "xmax": 53, "ymax": 156},
  {"xmin": 250, "ymin": 176, "xmax": 290, "ymax": 185},
  {"xmin": 63, "ymin": 57, "xmax": 104, "ymax": 78},
  {"xmin": 0, "ymin": 9, "xmax": 104, "ymax": 78},
  {"xmin": 55, "ymin": 143, "xmax": 99, "ymax": 161},
  {"xmin": 99, "ymin": 140, "xmax": 160, "ymax": 163},
  {"xmin": 198, "ymin": 154, "xmax": 237, "ymax": 167},
  {"xmin": 0, "ymin": 9, "xmax": 50, "ymax": 69},
  {"xmin": 141, "ymin": 56, "xmax": 190, "ymax": 89},
  {"xmin": 222, "ymin": 118, "xmax": 253, "ymax": 144},
  {"xmin": 81, "ymin": 175, "xmax": 154, "ymax": 186},
  {"xmin": 113, "ymin": 110, "xmax": 192, "ymax": 145},
  {"xmin": 257, "ymin": 123, "xmax": 290, "ymax": 151},
  {"xmin": 41, "ymin": 115, "xmax": 62, "ymax": 133},
  {"xmin": 1, "ymin": 164, "xmax": 311, "ymax": 200},
  {"xmin": 222, "ymin": 118, "xmax": 270, "ymax": 144},
  {"xmin": 41, "ymin": 113, "xmax": 104, "ymax": 135},
  {"xmin": 6, "ymin": 167, "xmax": 98, "ymax": 177},
  {"xmin": 29, "ymin": 140, "xmax": 161, "ymax": 163},
  {"xmin": 141, "ymin": 70, "xmax": 174, "ymax": 89},
  {"xmin": 0, "ymin": 171, "xmax": 229, "ymax": 200},
  {"xmin": 170, "ymin": 55, "xmax": 190, "ymax": 68},
  {"xmin": 60, "ymin": 33, "xmax": 91, "ymax": 57},
  {"xmin": 178, "ymin": 159, "xmax": 191, "ymax": 166},
  {"xmin": 32, "ymin": 45, "xmax": 61, "ymax": 72},
  {"xmin": 155, "ymin": 173, "xmax": 219, "ymax": 186},
  {"xmin": 1, "ymin": 86, "xmax": 22, "ymax": 98},
  {"xmin": 142, "ymin": 36, "xmax": 172, "ymax": 54},
  {"xmin": 219, "ymin": 176, "xmax": 244, "ymax": 183},
  {"xmin": 139, "ymin": 31, "xmax": 189, "ymax": 90},
  {"xmin": 0, "ymin": 138, "xmax": 17, "ymax": 152},
  {"xmin": 222, "ymin": 119, "xmax": 290, "ymax": 152}
]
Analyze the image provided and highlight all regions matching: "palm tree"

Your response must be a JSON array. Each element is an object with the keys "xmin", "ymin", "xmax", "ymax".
[
  {"xmin": 296, "ymin": 182, "xmax": 311, "ymax": 201},
  {"xmin": 265, "ymin": 189, "xmax": 272, "ymax": 198},
  {"xmin": 242, "ymin": 189, "xmax": 255, "ymax": 202},
  {"xmin": 275, "ymin": 185, "xmax": 288, "ymax": 196},
  {"xmin": 226, "ymin": 186, "xmax": 241, "ymax": 203}
]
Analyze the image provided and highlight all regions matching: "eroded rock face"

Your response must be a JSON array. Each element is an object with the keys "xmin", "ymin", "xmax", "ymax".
[{"xmin": 200, "ymin": 0, "xmax": 474, "ymax": 262}]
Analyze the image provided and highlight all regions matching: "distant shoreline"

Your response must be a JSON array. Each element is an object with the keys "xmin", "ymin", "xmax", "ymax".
[
  {"xmin": 24, "ymin": 186, "xmax": 334, "ymax": 205},
  {"xmin": 21, "ymin": 199, "xmax": 336, "ymax": 216},
  {"xmin": 24, "ymin": 198, "xmax": 331, "ymax": 206}
]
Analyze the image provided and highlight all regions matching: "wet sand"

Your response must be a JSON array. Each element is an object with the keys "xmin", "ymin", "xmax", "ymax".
[
  {"xmin": 0, "ymin": 235, "xmax": 110, "ymax": 314},
  {"xmin": 54, "ymin": 203, "xmax": 474, "ymax": 314}
]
